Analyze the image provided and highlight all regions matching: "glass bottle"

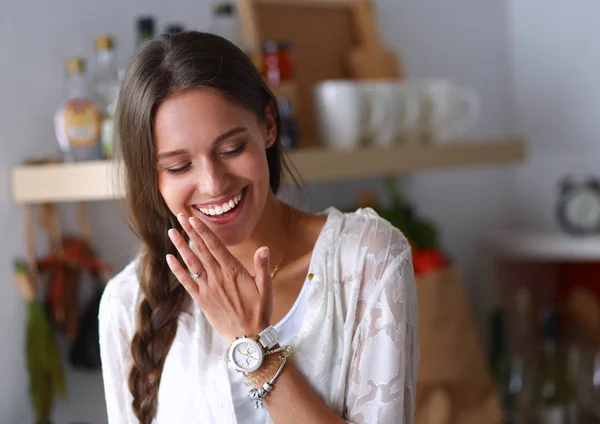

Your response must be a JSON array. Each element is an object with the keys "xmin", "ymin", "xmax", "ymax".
[
  {"xmin": 261, "ymin": 41, "xmax": 294, "ymax": 86},
  {"xmin": 260, "ymin": 41, "xmax": 299, "ymax": 149},
  {"xmin": 136, "ymin": 17, "xmax": 155, "ymax": 49},
  {"xmin": 91, "ymin": 35, "xmax": 120, "ymax": 159},
  {"xmin": 507, "ymin": 287, "xmax": 536, "ymax": 424},
  {"xmin": 489, "ymin": 309, "xmax": 513, "ymax": 421},
  {"xmin": 536, "ymin": 307, "xmax": 574, "ymax": 424},
  {"xmin": 278, "ymin": 98, "xmax": 299, "ymax": 150},
  {"xmin": 209, "ymin": 2, "xmax": 245, "ymax": 49},
  {"xmin": 165, "ymin": 23, "xmax": 184, "ymax": 35},
  {"xmin": 54, "ymin": 58, "xmax": 103, "ymax": 162}
]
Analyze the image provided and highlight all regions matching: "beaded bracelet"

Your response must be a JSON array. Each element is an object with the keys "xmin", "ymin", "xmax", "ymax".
[
  {"xmin": 265, "ymin": 345, "xmax": 288, "ymax": 356},
  {"xmin": 247, "ymin": 356, "xmax": 288, "ymax": 409},
  {"xmin": 244, "ymin": 346, "xmax": 293, "ymax": 387}
]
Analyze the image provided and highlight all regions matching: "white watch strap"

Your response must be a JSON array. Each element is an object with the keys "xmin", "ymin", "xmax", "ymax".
[{"xmin": 258, "ymin": 326, "xmax": 279, "ymax": 349}]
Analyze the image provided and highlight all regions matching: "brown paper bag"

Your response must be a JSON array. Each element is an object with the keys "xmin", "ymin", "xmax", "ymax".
[{"xmin": 416, "ymin": 266, "xmax": 503, "ymax": 424}]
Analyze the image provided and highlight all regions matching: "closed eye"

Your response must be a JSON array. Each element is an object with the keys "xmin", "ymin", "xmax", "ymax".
[
  {"xmin": 165, "ymin": 163, "xmax": 191, "ymax": 175},
  {"xmin": 163, "ymin": 142, "xmax": 246, "ymax": 174},
  {"xmin": 221, "ymin": 142, "xmax": 247, "ymax": 157}
]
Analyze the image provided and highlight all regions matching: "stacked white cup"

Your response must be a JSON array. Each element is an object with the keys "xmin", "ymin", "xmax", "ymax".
[{"xmin": 313, "ymin": 79, "xmax": 481, "ymax": 149}]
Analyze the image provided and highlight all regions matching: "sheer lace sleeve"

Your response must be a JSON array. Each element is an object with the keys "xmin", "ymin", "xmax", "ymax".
[
  {"xmin": 98, "ymin": 274, "xmax": 139, "ymax": 424},
  {"xmin": 344, "ymin": 251, "xmax": 419, "ymax": 424}
]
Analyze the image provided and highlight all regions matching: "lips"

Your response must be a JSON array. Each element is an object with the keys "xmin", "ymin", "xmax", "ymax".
[{"xmin": 193, "ymin": 188, "xmax": 246, "ymax": 217}]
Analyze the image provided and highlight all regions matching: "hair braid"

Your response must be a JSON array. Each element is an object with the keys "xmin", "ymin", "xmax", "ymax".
[{"xmin": 128, "ymin": 240, "xmax": 187, "ymax": 423}]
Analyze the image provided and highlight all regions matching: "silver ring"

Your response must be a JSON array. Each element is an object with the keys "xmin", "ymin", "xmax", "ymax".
[{"xmin": 192, "ymin": 268, "xmax": 206, "ymax": 279}]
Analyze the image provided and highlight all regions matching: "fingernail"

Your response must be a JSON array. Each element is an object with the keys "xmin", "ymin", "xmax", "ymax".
[
  {"xmin": 166, "ymin": 254, "xmax": 175, "ymax": 265},
  {"xmin": 177, "ymin": 213, "xmax": 187, "ymax": 225},
  {"xmin": 260, "ymin": 247, "xmax": 269, "ymax": 259},
  {"xmin": 168, "ymin": 229, "xmax": 178, "ymax": 241},
  {"xmin": 190, "ymin": 217, "xmax": 200, "ymax": 228}
]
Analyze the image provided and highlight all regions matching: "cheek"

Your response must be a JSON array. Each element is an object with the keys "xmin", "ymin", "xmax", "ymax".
[
  {"xmin": 158, "ymin": 175, "xmax": 195, "ymax": 213},
  {"xmin": 248, "ymin": 142, "xmax": 271, "ymax": 179},
  {"xmin": 247, "ymin": 150, "xmax": 271, "ymax": 195}
]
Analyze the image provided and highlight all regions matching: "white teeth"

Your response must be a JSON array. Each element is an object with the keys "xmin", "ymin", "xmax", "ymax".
[{"xmin": 196, "ymin": 189, "xmax": 244, "ymax": 217}]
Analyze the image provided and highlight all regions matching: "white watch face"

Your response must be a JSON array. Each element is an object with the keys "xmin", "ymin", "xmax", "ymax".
[
  {"xmin": 230, "ymin": 339, "xmax": 263, "ymax": 372},
  {"xmin": 565, "ymin": 189, "xmax": 600, "ymax": 230}
]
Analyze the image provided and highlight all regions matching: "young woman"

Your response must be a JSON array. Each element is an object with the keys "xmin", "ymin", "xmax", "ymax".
[{"xmin": 99, "ymin": 31, "xmax": 418, "ymax": 424}]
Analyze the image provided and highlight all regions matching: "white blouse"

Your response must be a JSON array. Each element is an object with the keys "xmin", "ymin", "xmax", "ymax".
[{"xmin": 99, "ymin": 207, "xmax": 419, "ymax": 424}]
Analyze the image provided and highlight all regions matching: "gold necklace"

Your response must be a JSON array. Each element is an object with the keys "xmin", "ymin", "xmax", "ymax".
[{"xmin": 270, "ymin": 205, "xmax": 294, "ymax": 280}]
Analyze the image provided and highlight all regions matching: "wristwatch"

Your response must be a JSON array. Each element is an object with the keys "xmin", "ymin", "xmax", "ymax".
[{"xmin": 228, "ymin": 326, "xmax": 280, "ymax": 373}]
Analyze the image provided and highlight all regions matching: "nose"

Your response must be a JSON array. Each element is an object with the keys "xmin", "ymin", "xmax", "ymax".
[{"xmin": 194, "ymin": 157, "xmax": 230, "ymax": 196}]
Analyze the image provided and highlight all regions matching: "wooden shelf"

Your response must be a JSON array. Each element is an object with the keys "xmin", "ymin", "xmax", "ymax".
[
  {"xmin": 293, "ymin": 137, "xmax": 525, "ymax": 183},
  {"xmin": 11, "ymin": 137, "xmax": 525, "ymax": 204}
]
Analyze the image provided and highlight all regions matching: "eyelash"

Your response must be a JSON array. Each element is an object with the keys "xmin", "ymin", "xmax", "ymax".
[
  {"xmin": 165, "ymin": 143, "xmax": 247, "ymax": 175},
  {"xmin": 166, "ymin": 163, "xmax": 191, "ymax": 175},
  {"xmin": 222, "ymin": 142, "xmax": 247, "ymax": 157}
]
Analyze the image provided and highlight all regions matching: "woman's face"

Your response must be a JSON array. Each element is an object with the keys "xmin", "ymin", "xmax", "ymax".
[{"xmin": 154, "ymin": 89, "xmax": 276, "ymax": 246}]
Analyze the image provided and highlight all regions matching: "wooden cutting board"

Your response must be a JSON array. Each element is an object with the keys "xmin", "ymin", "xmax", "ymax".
[
  {"xmin": 348, "ymin": 47, "xmax": 401, "ymax": 79},
  {"xmin": 347, "ymin": 0, "xmax": 402, "ymax": 80}
]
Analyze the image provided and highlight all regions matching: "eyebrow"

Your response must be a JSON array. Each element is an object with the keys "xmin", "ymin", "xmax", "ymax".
[{"xmin": 156, "ymin": 126, "xmax": 248, "ymax": 160}]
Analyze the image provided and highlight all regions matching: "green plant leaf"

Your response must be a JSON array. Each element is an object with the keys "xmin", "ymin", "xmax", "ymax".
[{"xmin": 26, "ymin": 300, "xmax": 66, "ymax": 421}]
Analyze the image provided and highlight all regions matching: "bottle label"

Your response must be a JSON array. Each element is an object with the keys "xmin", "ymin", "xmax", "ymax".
[{"xmin": 56, "ymin": 99, "xmax": 102, "ymax": 148}]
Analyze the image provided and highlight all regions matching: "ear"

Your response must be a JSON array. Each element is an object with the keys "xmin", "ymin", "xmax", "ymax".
[{"xmin": 263, "ymin": 101, "xmax": 278, "ymax": 149}]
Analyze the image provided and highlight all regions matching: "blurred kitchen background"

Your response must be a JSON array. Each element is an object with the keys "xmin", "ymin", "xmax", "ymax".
[{"xmin": 3, "ymin": 0, "xmax": 600, "ymax": 423}]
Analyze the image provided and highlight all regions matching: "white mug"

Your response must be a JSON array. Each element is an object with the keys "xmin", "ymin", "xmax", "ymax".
[
  {"xmin": 416, "ymin": 80, "xmax": 481, "ymax": 143},
  {"xmin": 360, "ymin": 81, "xmax": 420, "ymax": 148},
  {"xmin": 313, "ymin": 80, "xmax": 375, "ymax": 150}
]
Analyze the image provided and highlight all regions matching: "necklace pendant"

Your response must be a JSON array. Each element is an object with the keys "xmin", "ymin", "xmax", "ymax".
[
  {"xmin": 270, "ymin": 266, "xmax": 280, "ymax": 279},
  {"xmin": 268, "ymin": 206, "xmax": 294, "ymax": 280}
]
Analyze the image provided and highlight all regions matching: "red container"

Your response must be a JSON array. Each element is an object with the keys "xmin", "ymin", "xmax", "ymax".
[{"xmin": 261, "ymin": 40, "xmax": 294, "ymax": 86}]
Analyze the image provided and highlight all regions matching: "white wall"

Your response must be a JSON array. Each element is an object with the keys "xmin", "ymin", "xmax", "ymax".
[
  {"xmin": 378, "ymin": 0, "xmax": 515, "ymax": 322},
  {"xmin": 507, "ymin": 0, "xmax": 600, "ymax": 229},
  {"xmin": 1, "ymin": 0, "xmax": 514, "ymax": 422}
]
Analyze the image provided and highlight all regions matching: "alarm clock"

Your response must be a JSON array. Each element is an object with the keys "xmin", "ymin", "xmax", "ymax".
[{"xmin": 556, "ymin": 176, "xmax": 600, "ymax": 235}]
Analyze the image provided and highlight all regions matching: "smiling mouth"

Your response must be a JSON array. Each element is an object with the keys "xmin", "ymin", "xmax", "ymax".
[{"xmin": 193, "ymin": 187, "xmax": 247, "ymax": 217}]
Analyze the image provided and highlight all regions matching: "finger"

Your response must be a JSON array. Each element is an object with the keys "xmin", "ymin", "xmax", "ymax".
[
  {"xmin": 189, "ymin": 216, "xmax": 234, "ymax": 266},
  {"xmin": 253, "ymin": 246, "xmax": 272, "ymax": 296},
  {"xmin": 166, "ymin": 254, "xmax": 201, "ymax": 300},
  {"xmin": 167, "ymin": 227, "xmax": 209, "ymax": 280},
  {"xmin": 182, "ymin": 215, "xmax": 242, "ymax": 310},
  {"xmin": 176, "ymin": 214, "xmax": 219, "ymax": 272}
]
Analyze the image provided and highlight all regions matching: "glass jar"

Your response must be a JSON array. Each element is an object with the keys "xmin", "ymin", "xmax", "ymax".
[{"xmin": 261, "ymin": 40, "xmax": 294, "ymax": 86}]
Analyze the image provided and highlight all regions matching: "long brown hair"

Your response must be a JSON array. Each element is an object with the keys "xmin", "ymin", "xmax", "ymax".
[{"xmin": 115, "ymin": 31, "xmax": 294, "ymax": 423}]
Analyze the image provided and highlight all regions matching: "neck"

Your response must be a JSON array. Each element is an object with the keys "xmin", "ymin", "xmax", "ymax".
[{"xmin": 228, "ymin": 192, "xmax": 292, "ymax": 276}]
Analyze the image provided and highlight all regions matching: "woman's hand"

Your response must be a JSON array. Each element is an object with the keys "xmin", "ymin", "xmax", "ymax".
[{"xmin": 166, "ymin": 213, "xmax": 274, "ymax": 342}]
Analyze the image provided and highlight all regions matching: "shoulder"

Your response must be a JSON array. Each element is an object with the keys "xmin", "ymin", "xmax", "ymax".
[
  {"xmin": 320, "ymin": 207, "xmax": 413, "ymax": 294},
  {"xmin": 325, "ymin": 207, "xmax": 411, "ymax": 262},
  {"xmin": 98, "ymin": 259, "xmax": 142, "ymax": 336}
]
